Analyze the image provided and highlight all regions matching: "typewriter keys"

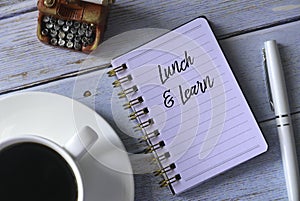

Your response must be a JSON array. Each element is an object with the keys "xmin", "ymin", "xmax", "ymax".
[
  {"xmin": 58, "ymin": 39, "xmax": 66, "ymax": 47},
  {"xmin": 50, "ymin": 38, "xmax": 58, "ymax": 45},
  {"xmin": 66, "ymin": 41, "xmax": 74, "ymax": 49},
  {"xmin": 40, "ymin": 15, "xmax": 96, "ymax": 51},
  {"xmin": 74, "ymin": 42, "xmax": 82, "ymax": 50},
  {"xmin": 73, "ymin": 21, "xmax": 80, "ymax": 29},
  {"xmin": 57, "ymin": 19, "xmax": 65, "ymax": 26},
  {"xmin": 62, "ymin": 25, "xmax": 69, "ymax": 32},
  {"xmin": 41, "ymin": 28, "xmax": 49, "ymax": 36},
  {"xmin": 58, "ymin": 31, "xmax": 65, "ymax": 39},
  {"xmin": 43, "ymin": 15, "xmax": 50, "ymax": 23},
  {"xmin": 45, "ymin": 22, "xmax": 53, "ymax": 29},
  {"xmin": 50, "ymin": 30, "xmax": 58, "ymax": 38},
  {"xmin": 66, "ymin": 33, "xmax": 74, "ymax": 40},
  {"xmin": 37, "ymin": 0, "xmax": 112, "ymax": 53}
]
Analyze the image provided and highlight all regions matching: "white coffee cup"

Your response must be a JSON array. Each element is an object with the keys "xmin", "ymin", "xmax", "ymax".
[{"xmin": 0, "ymin": 126, "xmax": 98, "ymax": 201}]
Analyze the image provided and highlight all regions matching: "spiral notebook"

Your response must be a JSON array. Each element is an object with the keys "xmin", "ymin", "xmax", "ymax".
[{"xmin": 108, "ymin": 17, "xmax": 268, "ymax": 194}]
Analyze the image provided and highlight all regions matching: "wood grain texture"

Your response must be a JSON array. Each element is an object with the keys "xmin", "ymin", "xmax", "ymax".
[
  {"xmin": 1, "ymin": 0, "xmax": 300, "ymax": 96},
  {"xmin": 1, "ymin": 16, "xmax": 300, "ymax": 122},
  {"xmin": 106, "ymin": 0, "xmax": 300, "ymax": 39},
  {"xmin": 1, "ymin": 0, "xmax": 300, "ymax": 200},
  {"xmin": 10, "ymin": 68, "xmax": 300, "ymax": 200},
  {"xmin": 2, "ymin": 0, "xmax": 300, "ymax": 37},
  {"xmin": 0, "ymin": 11, "xmax": 92, "ymax": 92},
  {"xmin": 220, "ymin": 20, "xmax": 300, "ymax": 121},
  {"xmin": 0, "ymin": 0, "xmax": 35, "ymax": 20}
]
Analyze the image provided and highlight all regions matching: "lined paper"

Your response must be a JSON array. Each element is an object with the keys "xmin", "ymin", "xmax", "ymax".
[{"xmin": 111, "ymin": 17, "xmax": 268, "ymax": 194}]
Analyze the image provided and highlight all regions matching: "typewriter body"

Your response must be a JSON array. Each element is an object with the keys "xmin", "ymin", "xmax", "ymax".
[{"xmin": 37, "ymin": 0, "xmax": 113, "ymax": 53}]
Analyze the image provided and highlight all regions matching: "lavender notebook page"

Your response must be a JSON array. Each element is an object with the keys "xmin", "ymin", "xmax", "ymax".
[{"xmin": 111, "ymin": 17, "xmax": 268, "ymax": 194}]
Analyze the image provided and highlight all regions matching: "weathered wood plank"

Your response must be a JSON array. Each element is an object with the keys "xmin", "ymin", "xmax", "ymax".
[
  {"xmin": 2, "ymin": 0, "xmax": 300, "ymax": 38},
  {"xmin": 134, "ymin": 113, "xmax": 300, "ymax": 200},
  {"xmin": 106, "ymin": 0, "xmax": 300, "ymax": 39},
  {"xmin": 0, "ymin": 11, "xmax": 94, "ymax": 91},
  {"xmin": 5, "ymin": 68, "xmax": 300, "ymax": 200},
  {"xmin": 1, "ymin": 17, "xmax": 300, "ymax": 122},
  {"xmin": 220, "ymin": 20, "xmax": 300, "ymax": 121},
  {"xmin": 0, "ymin": 0, "xmax": 26, "ymax": 9},
  {"xmin": 1, "ymin": 0, "xmax": 299, "ymax": 200},
  {"xmin": 1, "ymin": 0, "xmax": 300, "ymax": 99},
  {"xmin": 0, "ymin": 0, "xmax": 35, "ymax": 20}
]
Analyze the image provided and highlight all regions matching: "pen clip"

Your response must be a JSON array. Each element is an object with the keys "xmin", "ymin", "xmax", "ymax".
[{"xmin": 262, "ymin": 48, "xmax": 274, "ymax": 111}]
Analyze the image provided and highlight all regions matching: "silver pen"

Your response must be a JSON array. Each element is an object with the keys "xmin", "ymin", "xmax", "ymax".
[{"xmin": 263, "ymin": 40, "xmax": 300, "ymax": 201}]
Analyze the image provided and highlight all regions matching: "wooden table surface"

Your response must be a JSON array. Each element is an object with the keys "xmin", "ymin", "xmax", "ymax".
[{"xmin": 1, "ymin": 0, "xmax": 300, "ymax": 200}]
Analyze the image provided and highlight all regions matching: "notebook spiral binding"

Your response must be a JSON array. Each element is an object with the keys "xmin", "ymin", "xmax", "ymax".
[
  {"xmin": 108, "ymin": 63, "xmax": 181, "ymax": 190},
  {"xmin": 159, "ymin": 174, "xmax": 182, "ymax": 188}
]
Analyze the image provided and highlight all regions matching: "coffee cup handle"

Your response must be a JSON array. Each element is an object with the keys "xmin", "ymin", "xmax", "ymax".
[{"xmin": 64, "ymin": 126, "xmax": 98, "ymax": 160}]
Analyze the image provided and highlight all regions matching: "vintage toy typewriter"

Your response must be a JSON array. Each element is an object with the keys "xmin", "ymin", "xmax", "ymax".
[{"xmin": 37, "ymin": 0, "xmax": 114, "ymax": 53}]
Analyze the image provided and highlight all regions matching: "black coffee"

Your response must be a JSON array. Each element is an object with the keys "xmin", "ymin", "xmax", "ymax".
[{"xmin": 0, "ymin": 142, "xmax": 78, "ymax": 201}]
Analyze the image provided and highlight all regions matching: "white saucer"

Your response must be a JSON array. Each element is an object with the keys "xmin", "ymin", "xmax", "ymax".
[{"xmin": 0, "ymin": 92, "xmax": 134, "ymax": 201}]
